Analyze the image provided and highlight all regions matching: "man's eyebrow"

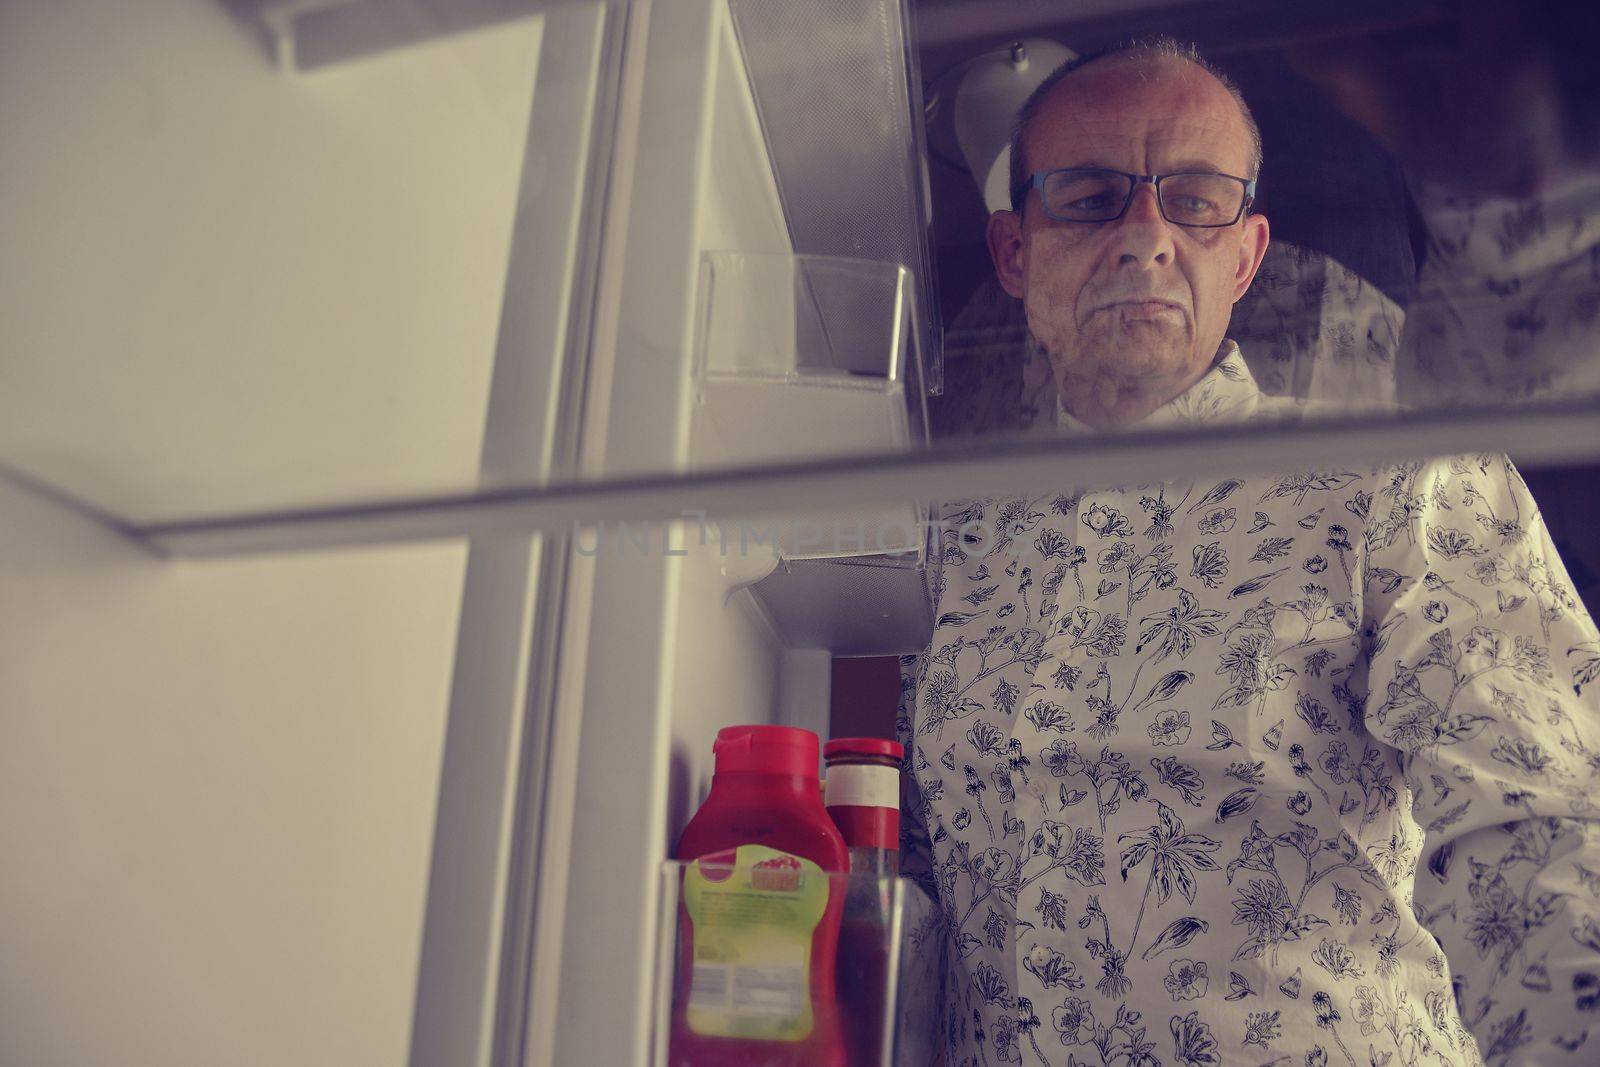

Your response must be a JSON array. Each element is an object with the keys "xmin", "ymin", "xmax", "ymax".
[{"xmin": 1163, "ymin": 158, "xmax": 1235, "ymax": 175}]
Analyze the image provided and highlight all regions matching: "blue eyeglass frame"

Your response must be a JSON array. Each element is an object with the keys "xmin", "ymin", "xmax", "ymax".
[{"xmin": 1011, "ymin": 167, "xmax": 1258, "ymax": 227}]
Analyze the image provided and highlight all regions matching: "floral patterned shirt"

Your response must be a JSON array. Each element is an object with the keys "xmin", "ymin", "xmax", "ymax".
[
  {"xmin": 1398, "ymin": 176, "xmax": 1600, "ymax": 407},
  {"xmin": 897, "ymin": 347, "xmax": 1600, "ymax": 1067}
]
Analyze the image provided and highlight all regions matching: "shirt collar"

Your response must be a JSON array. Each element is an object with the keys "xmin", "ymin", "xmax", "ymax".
[{"xmin": 1053, "ymin": 340, "xmax": 1261, "ymax": 433}]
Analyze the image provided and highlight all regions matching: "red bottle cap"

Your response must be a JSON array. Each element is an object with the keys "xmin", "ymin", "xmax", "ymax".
[
  {"xmin": 823, "ymin": 737, "xmax": 904, "ymax": 763},
  {"xmin": 713, "ymin": 725, "xmax": 820, "ymax": 777}
]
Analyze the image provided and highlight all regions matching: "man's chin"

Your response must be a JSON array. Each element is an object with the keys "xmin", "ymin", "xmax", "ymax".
[
  {"xmin": 1086, "ymin": 340, "xmax": 1189, "ymax": 379},
  {"xmin": 1108, "ymin": 317, "xmax": 1187, "ymax": 343},
  {"xmin": 1032, "ymin": 326, "xmax": 1194, "ymax": 388}
]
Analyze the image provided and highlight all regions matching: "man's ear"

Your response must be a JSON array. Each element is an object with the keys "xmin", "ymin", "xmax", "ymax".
[
  {"xmin": 1231, "ymin": 212, "xmax": 1271, "ymax": 303},
  {"xmin": 986, "ymin": 209, "xmax": 1027, "ymax": 300}
]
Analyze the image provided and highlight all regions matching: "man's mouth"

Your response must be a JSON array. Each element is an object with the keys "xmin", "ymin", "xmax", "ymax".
[{"xmin": 1100, "ymin": 299, "xmax": 1185, "ymax": 322}]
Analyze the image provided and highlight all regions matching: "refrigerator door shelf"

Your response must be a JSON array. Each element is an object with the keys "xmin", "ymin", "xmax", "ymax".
[
  {"xmin": 749, "ymin": 552, "xmax": 933, "ymax": 657},
  {"xmin": 691, "ymin": 251, "xmax": 926, "ymax": 451},
  {"xmin": 691, "ymin": 251, "xmax": 929, "ymax": 564},
  {"xmin": 691, "ymin": 251, "xmax": 933, "ymax": 654}
]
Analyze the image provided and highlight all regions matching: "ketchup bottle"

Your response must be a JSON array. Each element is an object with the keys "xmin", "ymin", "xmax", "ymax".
[
  {"xmin": 824, "ymin": 737, "xmax": 903, "ymax": 1066},
  {"xmin": 670, "ymin": 726, "xmax": 848, "ymax": 1066}
]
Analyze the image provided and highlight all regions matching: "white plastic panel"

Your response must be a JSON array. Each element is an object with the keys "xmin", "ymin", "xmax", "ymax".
[{"xmin": 0, "ymin": 479, "xmax": 464, "ymax": 1067}]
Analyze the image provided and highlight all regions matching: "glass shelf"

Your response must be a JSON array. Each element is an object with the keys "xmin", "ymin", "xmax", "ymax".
[{"xmin": 9, "ymin": 0, "xmax": 1600, "ymax": 566}]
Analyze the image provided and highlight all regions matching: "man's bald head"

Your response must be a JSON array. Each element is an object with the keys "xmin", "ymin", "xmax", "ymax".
[{"xmin": 1008, "ymin": 38, "xmax": 1263, "ymax": 212}]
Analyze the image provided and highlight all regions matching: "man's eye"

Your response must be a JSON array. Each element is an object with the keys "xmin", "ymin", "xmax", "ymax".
[
  {"xmin": 1067, "ymin": 195, "xmax": 1114, "ymax": 211},
  {"xmin": 1171, "ymin": 195, "xmax": 1215, "ymax": 213}
]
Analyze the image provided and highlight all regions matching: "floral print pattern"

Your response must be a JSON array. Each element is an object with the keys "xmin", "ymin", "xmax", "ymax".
[
  {"xmin": 1399, "ymin": 177, "xmax": 1600, "ymax": 406},
  {"xmin": 898, "ymin": 349, "xmax": 1600, "ymax": 1066}
]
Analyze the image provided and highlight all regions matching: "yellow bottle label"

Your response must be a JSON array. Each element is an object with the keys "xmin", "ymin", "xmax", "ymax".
[{"xmin": 682, "ymin": 844, "xmax": 828, "ymax": 1041}]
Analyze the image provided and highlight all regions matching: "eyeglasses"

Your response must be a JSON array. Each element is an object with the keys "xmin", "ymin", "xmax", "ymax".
[{"xmin": 1013, "ymin": 168, "xmax": 1257, "ymax": 227}]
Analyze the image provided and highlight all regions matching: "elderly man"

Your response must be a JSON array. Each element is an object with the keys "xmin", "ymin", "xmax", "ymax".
[{"xmin": 898, "ymin": 39, "xmax": 1600, "ymax": 1067}]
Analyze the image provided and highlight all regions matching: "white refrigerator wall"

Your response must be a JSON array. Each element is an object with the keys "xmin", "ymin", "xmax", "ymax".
[
  {"xmin": 0, "ymin": 0, "xmax": 540, "ymax": 517},
  {"xmin": 0, "ymin": 2, "xmax": 550, "ymax": 1065},
  {"xmin": 0, "ymin": 481, "xmax": 465, "ymax": 1067},
  {"xmin": 661, "ymin": 536, "xmax": 833, "ymax": 843}
]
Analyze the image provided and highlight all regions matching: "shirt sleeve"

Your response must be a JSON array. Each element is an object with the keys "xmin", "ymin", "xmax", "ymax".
[
  {"xmin": 895, "ymin": 649, "xmax": 951, "ymax": 1066},
  {"xmin": 1360, "ymin": 453, "xmax": 1600, "ymax": 1064},
  {"xmin": 897, "ymin": 650, "xmax": 939, "ymax": 897}
]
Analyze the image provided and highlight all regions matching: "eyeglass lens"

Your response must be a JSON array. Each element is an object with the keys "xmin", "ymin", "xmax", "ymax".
[{"xmin": 1041, "ymin": 170, "xmax": 1246, "ymax": 226}]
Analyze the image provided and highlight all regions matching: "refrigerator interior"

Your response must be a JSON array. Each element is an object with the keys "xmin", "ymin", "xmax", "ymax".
[
  {"xmin": 0, "ymin": 0, "xmax": 940, "ymax": 1063},
  {"xmin": 550, "ymin": 2, "xmax": 1600, "ymax": 1065}
]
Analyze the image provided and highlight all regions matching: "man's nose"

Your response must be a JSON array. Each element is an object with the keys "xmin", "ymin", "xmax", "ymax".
[{"xmin": 1107, "ymin": 183, "xmax": 1175, "ymax": 268}]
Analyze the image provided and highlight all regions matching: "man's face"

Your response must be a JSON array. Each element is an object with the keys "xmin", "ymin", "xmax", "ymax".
[{"xmin": 987, "ymin": 55, "xmax": 1270, "ymax": 427}]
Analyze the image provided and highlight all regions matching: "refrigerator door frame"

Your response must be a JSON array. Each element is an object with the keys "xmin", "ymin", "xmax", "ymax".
[
  {"xmin": 535, "ymin": 1, "xmax": 755, "ymax": 1063},
  {"xmin": 403, "ymin": 3, "xmax": 635, "ymax": 1067}
]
